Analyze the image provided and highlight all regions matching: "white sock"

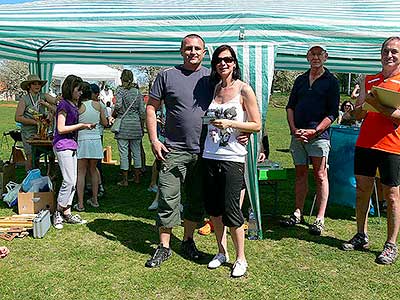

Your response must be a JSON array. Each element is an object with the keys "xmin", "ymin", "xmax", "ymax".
[{"xmin": 294, "ymin": 210, "xmax": 302, "ymax": 219}]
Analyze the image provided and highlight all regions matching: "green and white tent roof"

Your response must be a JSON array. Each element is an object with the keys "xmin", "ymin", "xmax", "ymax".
[{"xmin": 0, "ymin": 0, "xmax": 398, "ymax": 73}]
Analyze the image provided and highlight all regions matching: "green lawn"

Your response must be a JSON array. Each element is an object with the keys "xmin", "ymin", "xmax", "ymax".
[{"xmin": 0, "ymin": 98, "xmax": 398, "ymax": 300}]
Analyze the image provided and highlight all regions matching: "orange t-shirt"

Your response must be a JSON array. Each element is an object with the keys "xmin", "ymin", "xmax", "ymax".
[{"xmin": 356, "ymin": 73, "xmax": 400, "ymax": 154}]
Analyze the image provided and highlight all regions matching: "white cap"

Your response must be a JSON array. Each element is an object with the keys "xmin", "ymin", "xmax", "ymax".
[{"xmin": 308, "ymin": 44, "xmax": 327, "ymax": 52}]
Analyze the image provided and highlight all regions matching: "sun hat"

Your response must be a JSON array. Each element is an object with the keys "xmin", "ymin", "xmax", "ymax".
[{"xmin": 20, "ymin": 74, "xmax": 47, "ymax": 91}]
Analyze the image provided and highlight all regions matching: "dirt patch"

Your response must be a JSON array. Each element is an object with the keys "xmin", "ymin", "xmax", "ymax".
[{"xmin": 0, "ymin": 104, "xmax": 17, "ymax": 108}]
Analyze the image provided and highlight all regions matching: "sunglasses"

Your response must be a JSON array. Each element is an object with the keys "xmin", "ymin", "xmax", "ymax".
[{"xmin": 215, "ymin": 56, "xmax": 235, "ymax": 64}]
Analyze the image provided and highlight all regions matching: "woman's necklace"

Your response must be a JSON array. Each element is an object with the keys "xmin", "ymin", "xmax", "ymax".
[{"xmin": 28, "ymin": 92, "xmax": 40, "ymax": 111}]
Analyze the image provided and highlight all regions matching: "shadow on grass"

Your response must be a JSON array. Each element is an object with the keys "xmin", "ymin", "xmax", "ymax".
[
  {"xmin": 261, "ymin": 217, "xmax": 344, "ymax": 248},
  {"xmin": 82, "ymin": 164, "xmax": 161, "ymax": 219},
  {"xmin": 87, "ymin": 218, "xmax": 213, "ymax": 265},
  {"xmin": 260, "ymin": 217, "xmax": 381, "ymax": 257},
  {"xmin": 259, "ymin": 167, "xmax": 362, "ymax": 222},
  {"xmin": 87, "ymin": 218, "xmax": 162, "ymax": 256}
]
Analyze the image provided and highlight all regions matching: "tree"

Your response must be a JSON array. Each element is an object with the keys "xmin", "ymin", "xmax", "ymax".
[
  {"xmin": 334, "ymin": 73, "xmax": 363, "ymax": 95},
  {"xmin": 0, "ymin": 60, "xmax": 29, "ymax": 100},
  {"xmin": 272, "ymin": 70, "xmax": 302, "ymax": 94},
  {"xmin": 137, "ymin": 66, "xmax": 163, "ymax": 94}
]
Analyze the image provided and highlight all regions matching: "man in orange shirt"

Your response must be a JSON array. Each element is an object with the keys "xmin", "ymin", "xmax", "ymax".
[{"xmin": 342, "ymin": 37, "xmax": 400, "ymax": 265}]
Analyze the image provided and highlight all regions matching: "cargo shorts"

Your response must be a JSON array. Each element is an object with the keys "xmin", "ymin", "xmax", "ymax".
[{"xmin": 156, "ymin": 149, "xmax": 205, "ymax": 228}]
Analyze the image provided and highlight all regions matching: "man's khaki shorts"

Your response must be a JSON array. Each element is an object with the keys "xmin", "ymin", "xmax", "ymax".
[{"xmin": 290, "ymin": 136, "xmax": 330, "ymax": 165}]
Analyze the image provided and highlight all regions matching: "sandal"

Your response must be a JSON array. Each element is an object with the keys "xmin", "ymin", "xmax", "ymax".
[
  {"xmin": 87, "ymin": 198, "xmax": 100, "ymax": 208},
  {"xmin": 73, "ymin": 203, "xmax": 85, "ymax": 212},
  {"xmin": 280, "ymin": 214, "xmax": 304, "ymax": 227}
]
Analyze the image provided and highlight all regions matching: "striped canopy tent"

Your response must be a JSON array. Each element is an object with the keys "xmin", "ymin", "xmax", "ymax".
[{"xmin": 1, "ymin": 0, "xmax": 400, "ymax": 238}]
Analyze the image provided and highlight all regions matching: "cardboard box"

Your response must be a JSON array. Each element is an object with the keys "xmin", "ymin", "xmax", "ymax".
[
  {"xmin": 18, "ymin": 191, "xmax": 55, "ymax": 214},
  {"xmin": 0, "ymin": 162, "xmax": 16, "ymax": 196}
]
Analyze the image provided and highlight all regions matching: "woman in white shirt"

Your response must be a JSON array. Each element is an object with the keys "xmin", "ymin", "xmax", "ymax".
[{"xmin": 202, "ymin": 45, "xmax": 261, "ymax": 278}]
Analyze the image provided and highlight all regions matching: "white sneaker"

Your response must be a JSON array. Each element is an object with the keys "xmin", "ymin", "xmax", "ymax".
[
  {"xmin": 53, "ymin": 211, "xmax": 64, "ymax": 230},
  {"xmin": 231, "ymin": 259, "xmax": 248, "ymax": 278},
  {"xmin": 148, "ymin": 199, "xmax": 158, "ymax": 211},
  {"xmin": 208, "ymin": 253, "xmax": 229, "ymax": 269}
]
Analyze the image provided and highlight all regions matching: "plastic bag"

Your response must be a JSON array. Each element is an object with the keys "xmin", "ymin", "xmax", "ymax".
[
  {"xmin": 21, "ymin": 169, "xmax": 42, "ymax": 192},
  {"xmin": 28, "ymin": 176, "xmax": 53, "ymax": 193},
  {"xmin": 3, "ymin": 181, "xmax": 21, "ymax": 207}
]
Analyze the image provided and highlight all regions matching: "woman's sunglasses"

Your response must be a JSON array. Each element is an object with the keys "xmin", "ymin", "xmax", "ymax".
[{"xmin": 215, "ymin": 56, "xmax": 235, "ymax": 64}]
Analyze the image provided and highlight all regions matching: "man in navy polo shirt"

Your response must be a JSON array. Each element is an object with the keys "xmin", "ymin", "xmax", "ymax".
[{"xmin": 281, "ymin": 45, "xmax": 340, "ymax": 235}]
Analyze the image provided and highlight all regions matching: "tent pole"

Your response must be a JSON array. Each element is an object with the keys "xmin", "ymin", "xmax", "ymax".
[
  {"xmin": 36, "ymin": 40, "xmax": 52, "ymax": 77},
  {"xmin": 348, "ymin": 73, "xmax": 351, "ymax": 95}
]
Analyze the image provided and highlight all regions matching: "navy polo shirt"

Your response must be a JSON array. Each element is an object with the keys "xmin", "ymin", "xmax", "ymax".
[{"xmin": 286, "ymin": 68, "xmax": 340, "ymax": 139}]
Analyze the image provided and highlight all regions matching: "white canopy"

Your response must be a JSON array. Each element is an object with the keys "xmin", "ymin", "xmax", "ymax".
[{"xmin": 52, "ymin": 64, "xmax": 122, "ymax": 86}]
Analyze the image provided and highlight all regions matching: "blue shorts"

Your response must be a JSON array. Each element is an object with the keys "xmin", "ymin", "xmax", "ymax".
[{"xmin": 290, "ymin": 136, "xmax": 330, "ymax": 165}]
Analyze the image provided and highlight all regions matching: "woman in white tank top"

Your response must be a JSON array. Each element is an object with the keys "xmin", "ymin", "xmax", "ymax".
[
  {"xmin": 202, "ymin": 45, "xmax": 261, "ymax": 278},
  {"xmin": 75, "ymin": 82, "xmax": 108, "ymax": 211}
]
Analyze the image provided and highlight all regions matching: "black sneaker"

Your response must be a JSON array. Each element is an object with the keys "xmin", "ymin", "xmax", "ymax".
[
  {"xmin": 341, "ymin": 233, "xmax": 369, "ymax": 251},
  {"xmin": 181, "ymin": 238, "xmax": 203, "ymax": 260},
  {"xmin": 280, "ymin": 214, "xmax": 305, "ymax": 227},
  {"xmin": 376, "ymin": 242, "xmax": 398, "ymax": 265},
  {"xmin": 309, "ymin": 219, "xmax": 324, "ymax": 236},
  {"xmin": 145, "ymin": 244, "xmax": 172, "ymax": 268}
]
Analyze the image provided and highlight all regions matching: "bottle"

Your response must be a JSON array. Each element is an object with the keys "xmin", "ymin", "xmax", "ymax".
[
  {"xmin": 271, "ymin": 162, "xmax": 280, "ymax": 169},
  {"xmin": 247, "ymin": 207, "xmax": 258, "ymax": 240}
]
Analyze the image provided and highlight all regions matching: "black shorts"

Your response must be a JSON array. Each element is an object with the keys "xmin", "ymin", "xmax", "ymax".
[
  {"xmin": 354, "ymin": 147, "xmax": 400, "ymax": 187},
  {"xmin": 203, "ymin": 159, "xmax": 245, "ymax": 227}
]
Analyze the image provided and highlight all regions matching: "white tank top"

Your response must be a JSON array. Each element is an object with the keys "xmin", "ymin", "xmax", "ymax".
[
  {"xmin": 78, "ymin": 100, "xmax": 101, "ymax": 141},
  {"xmin": 203, "ymin": 84, "xmax": 247, "ymax": 163}
]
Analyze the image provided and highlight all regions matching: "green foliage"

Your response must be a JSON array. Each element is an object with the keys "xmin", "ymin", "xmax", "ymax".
[
  {"xmin": 137, "ymin": 66, "xmax": 163, "ymax": 94},
  {"xmin": 272, "ymin": 70, "xmax": 302, "ymax": 93},
  {"xmin": 334, "ymin": 73, "xmax": 363, "ymax": 94},
  {"xmin": 0, "ymin": 60, "xmax": 29, "ymax": 100}
]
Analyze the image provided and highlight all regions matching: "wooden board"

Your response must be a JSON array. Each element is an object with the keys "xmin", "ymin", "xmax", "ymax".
[{"xmin": 26, "ymin": 139, "xmax": 53, "ymax": 146}]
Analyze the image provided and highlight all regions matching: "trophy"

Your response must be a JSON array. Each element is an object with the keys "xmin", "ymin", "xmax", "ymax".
[{"xmin": 27, "ymin": 107, "xmax": 50, "ymax": 140}]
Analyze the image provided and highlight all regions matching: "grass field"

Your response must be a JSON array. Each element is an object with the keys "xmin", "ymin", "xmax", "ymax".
[{"xmin": 0, "ymin": 96, "xmax": 398, "ymax": 300}]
